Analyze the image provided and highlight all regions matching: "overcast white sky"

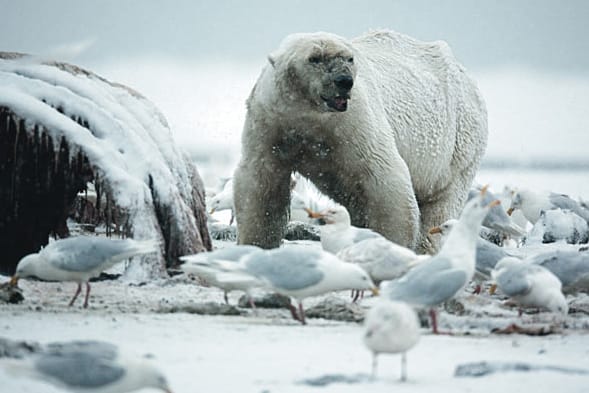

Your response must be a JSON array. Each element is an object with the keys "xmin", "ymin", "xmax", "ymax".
[
  {"xmin": 2, "ymin": 0, "xmax": 588, "ymax": 72},
  {"xmin": 2, "ymin": 0, "xmax": 588, "ymax": 169}
]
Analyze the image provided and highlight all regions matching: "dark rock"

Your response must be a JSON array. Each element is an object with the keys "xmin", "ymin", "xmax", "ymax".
[
  {"xmin": 156, "ymin": 302, "xmax": 242, "ymax": 316},
  {"xmin": 305, "ymin": 297, "xmax": 365, "ymax": 322},
  {"xmin": 238, "ymin": 293, "xmax": 292, "ymax": 309},
  {"xmin": 208, "ymin": 223, "xmax": 237, "ymax": 242},
  {"xmin": 0, "ymin": 282, "xmax": 24, "ymax": 304},
  {"xmin": 284, "ymin": 222, "xmax": 320, "ymax": 241},
  {"xmin": 298, "ymin": 373, "xmax": 372, "ymax": 387},
  {"xmin": 455, "ymin": 361, "xmax": 589, "ymax": 377},
  {"xmin": 444, "ymin": 299, "xmax": 466, "ymax": 315}
]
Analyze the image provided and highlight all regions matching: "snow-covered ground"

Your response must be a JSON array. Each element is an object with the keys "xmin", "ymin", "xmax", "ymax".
[{"xmin": 2, "ymin": 269, "xmax": 589, "ymax": 393}]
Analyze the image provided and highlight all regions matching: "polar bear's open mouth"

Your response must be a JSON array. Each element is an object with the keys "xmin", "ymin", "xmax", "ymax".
[{"xmin": 322, "ymin": 95, "xmax": 349, "ymax": 112}]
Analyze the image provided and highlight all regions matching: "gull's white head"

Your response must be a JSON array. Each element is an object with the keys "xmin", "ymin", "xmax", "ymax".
[
  {"xmin": 316, "ymin": 205, "xmax": 351, "ymax": 226},
  {"xmin": 546, "ymin": 293, "xmax": 569, "ymax": 315},
  {"xmin": 12, "ymin": 253, "xmax": 42, "ymax": 284},
  {"xmin": 428, "ymin": 219, "xmax": 458, "ymax": 239}
]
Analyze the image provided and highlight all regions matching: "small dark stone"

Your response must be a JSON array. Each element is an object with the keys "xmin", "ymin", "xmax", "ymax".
[
  {"xmin": 284, "ymin": 221, "xmax": 320, "ymax": 241},
  {"xmin": 444, "ymin": 299, "xmax": 466, "ymax": 315},
  {"xmin": 208, "ymin": 223, "xmax": 237, "ymax": 241},
  {"xmin": 157, "ymin": 301, "xmax": 243, "ymax": 316},
  {"xmin": 298, "ymin": 373, "xmax": 372, "ymax": 387},
  {"xmin": 238, "ymin": 293, "xmax": 291, "ymax": 309},
  {"xmin": 304, "ymin": 297, "xmax": 365, "ymax": 322},
  {"xmin": 0, "ymin": 282, "xmax": 24, "ymax": 304},
  {"xmin": 89, "ymin": 272, "xmax": 121, "ymax": 282}
]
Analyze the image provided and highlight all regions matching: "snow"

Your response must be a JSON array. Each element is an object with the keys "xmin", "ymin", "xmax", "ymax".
[{"xmin": 2, "ymin": 276, "xmax": 589, "ymax": 393}]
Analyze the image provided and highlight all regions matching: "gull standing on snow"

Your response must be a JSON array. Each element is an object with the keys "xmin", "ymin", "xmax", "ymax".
[
  {"xmin": 185, "ymin": 246, "xmax": 378, "ymax": 324},
  {"xmin": 363, "ymin": 300, "xmax": 420, "ymax": 381},
  {"xmin": 491, "ymin": 257, "xmax": 568, "ymax": 316},
  {"xmin": 381, "ymin": 187, "xmax": 499, "ymax": 333},
  {"xmin": 180, "ymin": 245, "xmax": 263, "ymax": 307},
  {"xmin": 429, "ymin": 218, "xmax": 519, "ymax": 294},
  {"xmin": 337, "ymin": 237, "xmax": 428, "ymax": 301},
  {"xmin": 2, "ymin": 340, "xmax": 172, "ymax": 393},
  {"xmin": 309, "ymin": 205, "xmax": 384, "ymax": 254},
  {"xmin": 508, "ymin": 188, "xmax": 589, "ymax": 224},
  {"xmin": 10, "ymin": 236, "xmax": 158, "ymax": 308},
  {"xmin": 528, "ymin": 249, "xmax": 589, "ymax": 294}
]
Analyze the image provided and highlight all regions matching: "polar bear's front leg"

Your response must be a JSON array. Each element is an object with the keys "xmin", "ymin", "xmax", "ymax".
[
  {"xmin": 359, "ymin": 163, "xmax": 420, "ymax": 251},
  {"xmin": 233, "ymin": 159, "xmax": 291, "ymax": 248}
]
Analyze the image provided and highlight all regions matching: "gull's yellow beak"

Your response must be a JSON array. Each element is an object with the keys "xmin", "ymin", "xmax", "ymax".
[
  {"xmin": 428, "ymin": 226, "xmax": 442, "ymax": 235},
  {"xmin": 487, "ymin": 199, "xmax": 501, "ymax": 208},
  {"xmin": 304, "ymin": 207, "xmax": 323, "ymax": 219},
  {"xmin": 479, "ymin": 184, "xmax": 490, "ymax": 196},
  {"xmin": 209, "ymin": 208, "xmax": 216, "ymax": 214},
  {"xmin": 489, "ymin": 283, "xmax": 497, "ymax": 295},
  {"xmin": 9, "ymin": 275, "xmax": 19, "ymax": 286},
  {"xmin": 371, "ymin": 287, "xmax": 380, "ymax": 296},
  {"xmin": 506, "ymin": 207, "xmax": 515, "ymax": 216}
]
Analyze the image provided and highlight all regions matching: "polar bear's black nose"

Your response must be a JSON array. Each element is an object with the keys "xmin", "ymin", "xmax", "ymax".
[{"xmin": 334, "ymin": 74, "xmax": 354, "ymax": 90}]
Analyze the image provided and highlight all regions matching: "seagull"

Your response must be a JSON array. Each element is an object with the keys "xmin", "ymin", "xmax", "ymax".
[
  {"xmin": 381, "ymin": 186, "xmax": 499, "ymax": 333},
  {"xmin": 468, "ymin": 186, "xmax": 525, "ymax": 238},
  {"xmin": 10, "ymin": 236, "xmax": 158, "ymax": 308},
  {"xmin": 363, "ymin": 300, "xmax": 420, "ymax": 381},
  {"xmin": 208, "ymin": 178, "xmax": 235, "ymax": 225},
  {"xmin": 336, "ymin": 237, "xmax": 428, "ymax": 301},
  {"xmin": 185, "ymin": 246, "xmax": 378, "ymax": 324},
  {"xmin": 508, "ymin": 188, "xmax": 589, "ymax": 224},
  {"xmin": 528, "ymin": 249, "xmax": 589, "ymax": 294},
  {"xmin": 180, "ymin": 245, "xmax": 264, "ymax": 307},
  {"xmin": 308, "ymin": 205, "xmax": 384, "ymax": 254},
  {"xmin": 491, "ymin": 257, "xmax": 568, "ymax": 316},
  {"xmin": 1, "ymin": 339, "xmax": 172, "ymax": 393},
  {"xmin": 429, "ymin": 218, "xmax": 519, "ymax": 294}
]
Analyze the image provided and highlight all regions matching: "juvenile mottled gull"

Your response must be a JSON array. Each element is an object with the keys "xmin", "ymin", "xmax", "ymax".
[
  {"xmin": 508, "ymin": 188, "xmax": 589, "ymax": 224},
  {"xmin": 10, "ymin": 236, "xmax": 158, "ymax": 308},
  {"xmin": 528, "ymin": 249, "xmax": 589, "ymax": 294},
  {"xmin": 382, "ymin": 187, "xmax": 499, "ymax": 333},
  {"xmin": 180, "ymin": 245, "xmax": 263, "ymax": 306},
  {"xmin": 337, "ymin": 237, "xmax": 428, "ymax": 301},
  {"xmin": 429, "ymin": 218, "xmax": 519, "ymax": 294},
  {"xmin": 491, "ymin": 257, "xmax": 568, "ymax": 315},
  {"xmin": 186, "ymin": 246, "xmax": 378, "ymax": 324},
  {"xmin": 363, "ymin": 300, "xmax": 420, "ymax": 381},
  {"xmin": 309, "ymin": 205, "xmax": 384, "ymax": 254},
  {"xmin": 2, "ymin": 340, "xmax": 172, "ymax": 393}
]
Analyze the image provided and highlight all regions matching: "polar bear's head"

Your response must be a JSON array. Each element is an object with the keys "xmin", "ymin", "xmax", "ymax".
[{"xmin": 268, "ymin": 32, "xmax": 357, "ymax": 113}]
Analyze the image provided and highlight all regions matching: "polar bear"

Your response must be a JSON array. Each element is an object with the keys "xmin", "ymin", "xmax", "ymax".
[{"xmin": 233, "ymin": 30, "xmax": 487, "ymax": 253}]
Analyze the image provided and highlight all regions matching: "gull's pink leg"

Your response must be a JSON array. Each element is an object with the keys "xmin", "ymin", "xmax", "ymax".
[
  {"xmin": 288, "ymin": 303, "xmax": 301, "ymax": 322},
  {"xmin": 430, "ymin": 308, "xmax": 452, "ymax": 335},
  {"xmin": 298, "ymin": 301, "xmax": 306, "ymax": 325},
  {"xmin": 83, "ymin": 282, "xmax": 91, "ymax": 308},
  {"xmin": 68, "ymin": 283, "xmax": 82, "ymax": 307}
]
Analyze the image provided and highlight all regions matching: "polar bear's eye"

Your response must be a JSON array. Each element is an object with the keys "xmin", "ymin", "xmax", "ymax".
[
  {"xmin": 347, "ymin": 57, "xmax": 354, "ymax": 63},
  {"xmin": 308, "ymin": 55, "xmax": 321, "ymax": 64}
]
